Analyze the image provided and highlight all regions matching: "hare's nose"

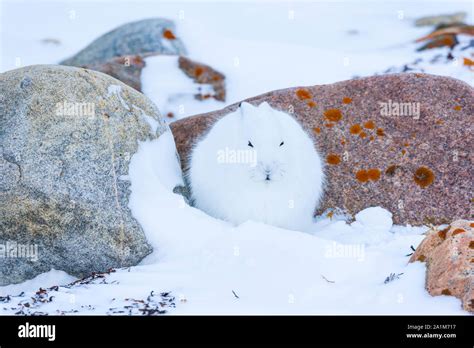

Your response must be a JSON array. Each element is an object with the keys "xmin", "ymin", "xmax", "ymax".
[{"xmin": 264, "ymin": 168, "xmax": 272, "ymax": 181}]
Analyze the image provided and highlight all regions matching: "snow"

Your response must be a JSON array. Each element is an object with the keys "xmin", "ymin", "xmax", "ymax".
[
  {"xmin": 309, "ymin": 207, "xmax": 397, "ymax": 246},
  {"xmin": 0, "ymin": 270, "xmax": 75, "ymax": 297},
  {"xmin": 0, "ymin": 0, "xmax": 472, "ymax": 314},
  {"xmin": 107, "ymin": 84, "xmax": 131, "ymax": 110},
  {"xmin": 132, "ymin": 105, "xmax": 161, "ymax": 135},
  {"xmin": 0, "ymin": 133, "xmax": 466, "ymax": 315},
  {"xmin": 142, "ymin": 55, "xmax": 223, "ymax": 120}
]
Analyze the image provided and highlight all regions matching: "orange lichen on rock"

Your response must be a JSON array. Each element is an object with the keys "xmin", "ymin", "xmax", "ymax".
[
  {"xmin": 325, "ymin": 123, "xmax": 334, "ymax": 128},
  {"xmin": 163, "ymin": 29, "xmax": 176, "ymax": 40},
  {"xmin": 454, "ymin": 105, "xmax": 462, "ymax": 111},
  {"xmin": 349, "ymin": 124, "xmax": 362, "ymax": 134},
  {"xmin": 326, "ymin": 154, "xmax": 341, "ymax": 165},
  {"xmin": 194, "ymin": 67, "xmax": 204, "ymax": 77},
  {"xmin": 414, "ymin": 166, "xmax": 435, "ymax": 188},
  {"xmin": 356, "ymin": 168, "xmax": 381, "ymax": 182},
  {"xmin": 436, "ymin": 120, "xmax": 444, "ymax": 125},
  {"xmin": 385, "ymin": 165, "xmax": 399, "ymax": 176},
  {"xmin": 296, "ymin": 88, "xmax": 312, "ymax": 100},
  {"xmin": 376, "ymin": 128, "xmax": 385, "ymax": 136},
  {"xmin": 359, "ymin": 131, "xmax": 367, "ymax": 139},
  {"xmin": 470, "ymin": 223, "xmax": 474, "ymax": 228},
  {"xmin": 307, "ymin": 101, "xmax": 317, "ymax": 108},
  {"xmin": 364, "ymin": 120, "xmax": 375, "ymax": 129},
  {"xmin": 355, "ymin": 170, "xmax": 369, "ymax": 182},
  {"xmin": 438, "ymin": 227, "xmax": 449, "ymax": 240},
  {"xmin": 324, "ymin": 109, "xmax": 342, "ymax": 122},
  {"xmin": 463, "ymin": 57, "xmax": 474, "ymax": 66},
  {"xmin": 369, "ymin": 136, "xmax": 374, "ymax": 141},
  {"xmin": 367, "ymin": 168, "xmax": 381, "ymax": 181},
  {"xmin": 401, "ymin": 149, "xmax": 406, "ymax": 155},
  {"xmin": 341, "ymin": 138, "xmax": 346, "ymax": 145},
  {"xmin": 417, "ymin": 255, "xmax": 426, "ymax": 262},
  {"xmin": 452, "ymin": 228, "xmax": 466, "ymax": 236},
  {"xmin": 423, "ymin": 35, "xmax": 457, "ymax": 50},
  {"xmin": 408, "ymin": 220, "xmax": 474, "ymax": 312},
  {"xmin": 342, "ymin": 97, "xmax": 352, "ymax": 104},
  {"xmin": 313, "ymin": 127, "xmax": 321, "ymax": 134},
  {"xmin": 404, "ymin": 142, "xmax": 409, "ymax": 147}
]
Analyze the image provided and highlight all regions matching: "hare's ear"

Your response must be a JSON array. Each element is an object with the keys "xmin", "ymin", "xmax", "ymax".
[{"xmin": 238, "ymin": 102, "xmax": 253, "ymax": 117}]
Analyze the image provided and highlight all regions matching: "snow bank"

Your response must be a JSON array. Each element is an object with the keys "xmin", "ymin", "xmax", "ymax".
[
  {"xmin": 122, "ymin": 132, "xmax": 465, "ymax": 314},
  {"xmin": 1, "ymin": 131, "xmax": 464, "ymax": 314},
  {"xmin": 142, "ymin": 56, "xmax": 225, "ymax": 120}
]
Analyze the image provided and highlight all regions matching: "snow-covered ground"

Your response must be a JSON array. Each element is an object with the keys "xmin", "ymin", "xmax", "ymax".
[
  {"xmin": 0, "ymin": 134, "xmax": 465, "ymax": 315},
  {"xmin": 0, "ymin": 0, "xmax": 472, "ymax": 314}
]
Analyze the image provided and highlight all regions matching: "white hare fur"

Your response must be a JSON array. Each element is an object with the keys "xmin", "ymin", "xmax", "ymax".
[{"xmin": 188, "ymin": 102, "xmax": 325, "ymax": 231}]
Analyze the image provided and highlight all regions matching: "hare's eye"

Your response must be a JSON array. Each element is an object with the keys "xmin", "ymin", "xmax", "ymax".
[
  {"xmin": 280, "ymin": 141, "xmax": 284, "ymax": 147},
  {"xmin": 248, "ymin": 141, "xmax": 254, "ymax": 148}
]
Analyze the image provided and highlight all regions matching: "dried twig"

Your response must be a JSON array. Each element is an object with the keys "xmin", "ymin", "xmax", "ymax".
[
  {"xmin": 384, "ymin": 273, "xmax": 404, "ymax": 284},
  {"xmin": 415, "ymin": 25, "xmax": 474, "ymax": 42},
  {"xmin": 406, "ymin": 245, "xmax": 416, "ymax": 256},
  {"xmin": 321, "ymin": 275, "xmax": 335, "ymax": 283}
]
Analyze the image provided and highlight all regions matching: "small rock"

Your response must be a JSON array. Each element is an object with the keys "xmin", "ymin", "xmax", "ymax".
[
  {"xmin": 82, "ymin": 55, "xmax": 146, "ymax": 91},
  {"xmin": 416, "ymin": 34, "xmax": 458, "ymax": 51},
  {"xmin": 178, "ymin": 56, "xmax": 226, "ymax": 101},
  {"xmin": 410, "ymin": 220, "xmax": 474, "ymax": 313},
  {"xmin": 60, "ymin": 18, "xmax": 186, "ymax": 66},
  {"xmin": 415, "ymin": 12, "xmax": 467, "ymax": 27},
  {"xmin": 415, "ymin": 24, "xmax": 474, "ymax": 51}
]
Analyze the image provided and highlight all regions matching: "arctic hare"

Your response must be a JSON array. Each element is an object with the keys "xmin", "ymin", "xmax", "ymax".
[{"xmin": 188, "ymin": 102, "xmax": 324, "ymax": 231}]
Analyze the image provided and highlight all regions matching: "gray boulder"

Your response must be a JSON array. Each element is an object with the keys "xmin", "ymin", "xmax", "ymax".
[
  {"xmin": 0, "ymin": 65, "xmax": 168, "ymax": 285},
  {"xmin": 60, "ymin": 18, "xmax": 186, "ymax": 67}
]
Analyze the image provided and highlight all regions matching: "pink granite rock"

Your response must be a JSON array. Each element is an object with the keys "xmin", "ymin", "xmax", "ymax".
[
  {"xmin": 170, "ymin": 73, "xmax": 473, "ymax": 225},
  {"xmin": 178, "ymin": 56, "xmax": 226, "ymax": 101},
  {"xmin": 409, "ymin": 220, "xmax": 474, "ymax": 313},
  {"xmin": 82, "ymin": 55, "xmax": 146, "ymax": 91},
  {"xmin": 79, "ymin": 55, "xmax": 226, "ymax": 101}
]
